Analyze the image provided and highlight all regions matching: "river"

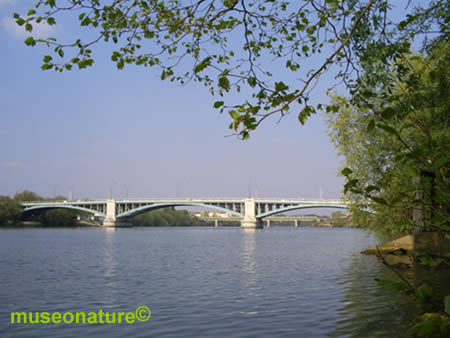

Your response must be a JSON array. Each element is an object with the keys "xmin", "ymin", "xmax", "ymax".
[{"xmin": 0, "ymin": 227, "xmax": 439, "ymax": 337}]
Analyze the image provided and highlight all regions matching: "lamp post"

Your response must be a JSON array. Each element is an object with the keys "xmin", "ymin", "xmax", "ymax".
[{"xmin": 110, "ymin": 181, "xmax": 118, "ymax": 199}]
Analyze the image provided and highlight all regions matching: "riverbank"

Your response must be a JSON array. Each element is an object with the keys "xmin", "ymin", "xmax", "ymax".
[{"xmin": 1, "ymin": 220, "xmax": 101, "ymax": 227}]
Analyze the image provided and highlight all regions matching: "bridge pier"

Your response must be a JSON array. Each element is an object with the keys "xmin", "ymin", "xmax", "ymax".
[
  {"xmin": 295, "ymin": 219, "xmax": 299, "ymax": 227},
  {"xmin": 241, "ymin": 218, "xmax": 263, "ymax": 229},
  {"xmin": 266, "ymin": 219, "xmax": 271, "ymax": 227},
  {"xmin": 103, "ymin": 199, "xmax": 132, "ymax": 227},
  {"xmin": 103, "ymin": 219, "xmax": 132, "ymax": 227},
  {"xmin": 241, "ymin": 199, "xmax": 263, "ymax": 229}
]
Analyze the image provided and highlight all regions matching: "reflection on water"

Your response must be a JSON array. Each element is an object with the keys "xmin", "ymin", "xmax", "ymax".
[
  {"xmin": 0, "ymin": 227, "xmax": 444, "ymax": 337},
  {"xmin": 241, "ymin": 230, "xmax": 257, "ymax": 287},
  {"xmin": 239, "ymin": 230, "xmax": 263, "ymax": 316},
  {"xmin": 333, "ymin": 253, "xmax": 419, "ymax": 337},
  {"xmin": 102, "ymin": 228, "xmax": 118, "ymax": 309},
  {"xmin": 104, "ymin": 228, "xmax": 117, "ymax": 279}
]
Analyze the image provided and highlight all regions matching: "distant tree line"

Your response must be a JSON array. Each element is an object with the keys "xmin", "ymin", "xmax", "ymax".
[
  {"xmin": 309, "ymin": 211, "xmax": 354, "ymax": 228},
  {"xmin": 0, "ymin": 195, "xmax": 22, "ymax": 226},
  {"xmin": 132, "ymin": 207, "xmax": 207, "ymax": 227},
  {"xmin": 0, "ymin": 190, "xmax": 79, "ymax": 227},
  {"xmin": 0, "ymin": 191, "xmax": 208, "ymax": 227}
]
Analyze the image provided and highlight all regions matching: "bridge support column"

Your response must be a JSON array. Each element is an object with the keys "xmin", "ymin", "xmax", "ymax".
[
  {"xmin": 103, "ymin": 199, "xmax": 132, "ymax": 227},
  {"xmin": 241, "ymin": 198, "xmax": 263, "ymax": 229},
  {"xmin": 266, "ymin": 219, "xmax": 271, "ymax": 227},
  {"xmin": 214, "ymin": 219, "xmax": 219, "ymax": 227},
  {"xmin": 295, "ymin": 219, "xmax": 299, "ymax": 227}
]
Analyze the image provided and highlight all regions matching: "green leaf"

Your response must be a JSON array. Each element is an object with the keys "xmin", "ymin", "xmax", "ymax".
[
  {"xmin": 420, "ymin": 256, "xmax": 445, "ymax": 268},
  {"xmin": 43, "ymin": 55, "xmax": 52, "ymax": 62},
  {"xmin": 229, "ymin": 110, "xmax": 240, "ymax": 120},
  {"xmin": 275, "ymin": 81, "xmax": 288, "ymax": 92},
  {"xmin": 47, "ymin": 17, "xmax": 56, "ymax": 25},
  {"xmin": 298, "ymin": 105, "xmax": 315, "ymax": 125},
  {"xmin": 410, "ymin": 319, "xmax": 441, "ymax": 336},
  {"xmin": 434, "ymin": 157, "xmax": 449, "ymax": 169},
  {"xmin": 213, "ymin": 101, "xmax": 224, "ymax": 109},
  {"xmin": 298, "ymin": 113, "xmax": 307, "ymax": 125},
  {"xmin": 78, "ymin": 58, "xmax": 94, "ymax": 69},
  {"xmin": 445, "ymin": 295, "xmax": 450, "ymax": 315},
  {"xmin": 194, "ymin": 56, "xmax": 211, "ymax": 73},
  {"xmin": 24, "ymin": 36, "xmax": 35, "ymax": 46},
  {"xmin": 218, "ymin": 77, "xmax": 230, "ymax": 91},
  {"xmin": 414, "ymin": 284, "xmax": 433, "ymax": 303},
  {"xmin": 247, "ymin": 77, "xmax": 256, "ymax": 88},
  {"xmin": 398, "ymin": 20, "xmax": 408, "ymax": 30},
  {"xmin": 375, "ymin": 279, "xmax": 412, "ymax": 293},
  {"xmin": 341, "ymin": 168, "xmax": 353, "ymax": 176},
  {"xmin": 343, "ymin": 179, "xmax": 358, "ymax": 194},
  {"xmin": 377, "ymin": 124, "xmax": 398, "ymax": 136},
  {"xmin": 367, "ymin": 119, "xmax": 375, "ymax": 132},
  {"xmin": 432, "ymin": 215, "xmax": 445, "ymax": 226},
  {"xmin": 381, "ymin": 107, "xmax": 396, "ymax": 120},
  {"xmin": 223, "ymin": 0, "xmax": 237, "ymax": 9},
  {"xmin": 365, "ymin": 185, "xmax": 380, "ymax": 194},
  {"xmin": 117, "ymin": 58, "xmax": 124, "ymax": 70},
  {"xmin": 41, "ymin": 63, "xmax": 53, "ymax": 70},
  {"xmin": 80, "ymin": 17, "xmax": 90, "ymax": 26},
  {"xmin": 407, "ymin": 167, "xmax": 420, "ymax": 177},
  {"xmin": 111, "ymin": 52, "xmax": 120, "ymax": 62},
  {"xmin": 371, "ymin": 197, "xmax": 388, "ymax": 205}
]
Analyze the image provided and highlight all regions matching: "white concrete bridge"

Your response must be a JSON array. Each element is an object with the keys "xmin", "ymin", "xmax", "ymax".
[{"xmin": 21, "ymin": 198, "xmax": 351, "ymax": 229}]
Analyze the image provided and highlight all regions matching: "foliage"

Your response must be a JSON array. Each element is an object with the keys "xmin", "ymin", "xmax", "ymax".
[
  {"xmin": 330, "ymin": 211, "xmax": 348, "ymax": 227},
  {"xmin": 14, "ymin": 190, "xmax": 45, "ymax": 202},
  {"xmin": 376, "ymin": 277, "xmax": 450, "ymax": 336},
  {"xmin": 0, "ymin": 196, "xmax": 22, "ymax": 226},
  {"xmin": 12, "ymin": 190, "xmax": 81, "ymax": 226},
  {"xmin": 329, "ymin": 37, "xmax": 449, "ymax": 334},
  {"xmin": 40, "ymin": 209, "xmax": 79, "ymax": 227},
  {"xmin": 375, "ymin": 248, "xmax": 450, "ymax": 336},
  {"xmin": 326, "ymin": 41, "xmax": 450, "ymax": 233},
  {"xmin": 132, "ymin": 207, "xmax": 206, "ymax": 226},
  {"xmin": 15, "ymin": 0, "xmax": 448, "ymax": 138}
]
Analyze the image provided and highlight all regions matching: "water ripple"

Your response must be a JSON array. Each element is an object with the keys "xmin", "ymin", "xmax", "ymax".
[{"xmin": 0, "ymin": 227, "xmax": 436, "ymax": 337}]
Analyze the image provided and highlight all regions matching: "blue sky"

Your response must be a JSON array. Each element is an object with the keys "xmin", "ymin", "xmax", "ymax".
[{"xmin": 0, "ymin": 0, "xmax": 349, "ymax": 200}]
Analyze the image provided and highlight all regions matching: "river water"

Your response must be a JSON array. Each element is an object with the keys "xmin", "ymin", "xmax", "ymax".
[{"xmin": 0, "ymin": 227, "xmax": 439, "ymax": 337}]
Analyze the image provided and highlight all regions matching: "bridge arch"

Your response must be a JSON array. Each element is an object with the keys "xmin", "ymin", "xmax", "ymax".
[
  {"xmin": 117, "ymin": 202, "xmax": 243, "ymax": 219},
  {"xmin": 22, "ymin": 205, "xmax": 106, "ymax": 217},
  {"xmin": 257, "ymin": 204, "xmax": 349, "ymax": 218}
]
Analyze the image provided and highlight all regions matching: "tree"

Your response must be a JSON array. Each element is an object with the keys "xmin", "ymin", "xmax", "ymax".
[
  {"xmin": 326, "ymin": 41, "xmax": 450, "ymax": 233},
  {"xmin": 14, "ymin": 190, "xmax": 44, "ymax": 202},
  {"xmin": 40, "ymin": 209, "xmax": 79, "ymax": 226},
  {"xmin": 0, "ymin": 196, "xmax": 22, "ymax": 225},
  {"xmin": 132, "ymin": 207, "xmax": 205, "ymax": 226},
  {"xmin": 15, "ymin": 0, "xmax": 448, "ymax": 138}
]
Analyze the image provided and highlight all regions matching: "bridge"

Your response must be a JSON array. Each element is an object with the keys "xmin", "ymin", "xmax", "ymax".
[{"xmin": 21, "ymin": 198, "xmax": 351, "ymax": 229}]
